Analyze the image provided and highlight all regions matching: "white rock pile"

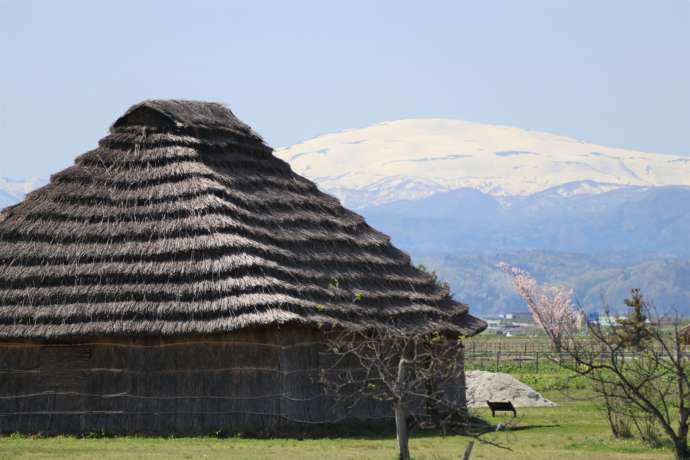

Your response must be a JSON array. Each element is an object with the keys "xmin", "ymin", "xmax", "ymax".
[{"xmin": 465, "ymin": 370, "xmax": 556, "ymax": 407}]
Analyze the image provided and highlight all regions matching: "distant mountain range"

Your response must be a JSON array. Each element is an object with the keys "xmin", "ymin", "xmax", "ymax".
[
  {"xmin": 361, "ymin": 184, "xmax": 690, "ymax": 255},
  {"xmin": 3, "ymin": 119, "xmax": 690, "ymax": 316},
  {"xmin": 276, "ymin": 119, "xmax": 690, "ymax": 316},
  {"xmin": 413, "ymin": 250, "xmax": 690, "ymax": 316},
  {"xmin": 275, "ymin": 118, "xmax": 690, "ymax": 209},
  {"xmin": 361, "ymin": 185, "xmax": 690, "ymax": 315}
]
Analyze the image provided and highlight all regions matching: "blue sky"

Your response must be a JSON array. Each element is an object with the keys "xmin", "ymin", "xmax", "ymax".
[{"xmin": 0, "ymin": 0, "xmax": 688, "ymax": 179}]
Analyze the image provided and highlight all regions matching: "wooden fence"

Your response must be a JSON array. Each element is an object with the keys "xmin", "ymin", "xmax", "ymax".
[
  {"xmin": 465, "ymin": 347, "xmax": 690, "ymax": 373},
  {"xmin": 465, "ymin": 339, "xmax": 687, "ymax": 354}
]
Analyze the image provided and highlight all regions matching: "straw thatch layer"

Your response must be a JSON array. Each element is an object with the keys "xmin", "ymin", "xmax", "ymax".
[{"xmin": 0, "ymin": 100, "xmax": 486, "ymax": 340}]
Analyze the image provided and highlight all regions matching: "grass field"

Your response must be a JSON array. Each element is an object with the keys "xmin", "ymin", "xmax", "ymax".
[
  {"xmin": 0, "ymin": 337, "xmax": 677, "ymax": 459},
  {"xmin": 0, "ymin": 391, "xmax": 672, "ymax": 460}
]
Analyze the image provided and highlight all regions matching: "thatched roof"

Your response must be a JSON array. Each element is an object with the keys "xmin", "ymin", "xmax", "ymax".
[{"xmin": 0, "ymin": 100, "xmax": 486, "ymax": 340}]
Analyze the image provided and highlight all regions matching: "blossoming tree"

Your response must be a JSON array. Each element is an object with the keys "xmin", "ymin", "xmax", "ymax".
[{"xmin": 498, "ymin": 263, "xmax": 577, "ymax": 352}]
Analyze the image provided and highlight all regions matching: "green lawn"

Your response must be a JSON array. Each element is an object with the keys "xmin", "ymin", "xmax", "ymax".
[{"xmin": 0, "ymin": 392, "xmax": 672, "ymax": 460}]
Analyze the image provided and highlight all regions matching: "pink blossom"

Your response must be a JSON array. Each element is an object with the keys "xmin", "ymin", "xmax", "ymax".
[{"xmin": 498, "ymin": 262, "xmax": 577, "ymax": 352}]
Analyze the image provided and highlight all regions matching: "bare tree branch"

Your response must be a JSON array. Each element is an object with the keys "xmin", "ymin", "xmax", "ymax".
[
  {"xmin": 320, "ymin": 328, "xmax": 467, "ymax": 460},
  {"xmin": 560, "ymin": 290, "xmax": 689, "ymax": 459}
]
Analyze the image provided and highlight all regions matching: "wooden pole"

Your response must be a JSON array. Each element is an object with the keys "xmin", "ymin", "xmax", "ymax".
[{"xmin": 462, "ymin": 440, "xmax": 475, "ymax": 460}]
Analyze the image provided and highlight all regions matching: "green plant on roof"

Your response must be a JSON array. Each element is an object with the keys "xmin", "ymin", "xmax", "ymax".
[
  {"xmin": 425, "ymin": 331, "xmax": 442, "ymax": 344},
  {"xmin": 315, "ymin": 304, "xmax": 327, "ymax": 312},
  {"xmin": 353, "ymin": 292, "xmax": 364, "ymax": 303},
  {"xmin": 417, "ymin": 264, "xmax": 451, "ymax": 293},
  {"xmin": 328, "ymin": 276, "xmax": 342, "ymax": 290}
]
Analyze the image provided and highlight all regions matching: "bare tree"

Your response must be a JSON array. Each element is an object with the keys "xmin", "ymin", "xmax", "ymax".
[
  {"xmin": 320, "ymin": 327, "xmax": 467, "ymax": 460},
  {"xmin": 560, "ymin": 290, "xmax": 689, "ymax": 460},
  {"xmin": 499, "ymin": 263, "xmax": 577, "ymax": 352}
]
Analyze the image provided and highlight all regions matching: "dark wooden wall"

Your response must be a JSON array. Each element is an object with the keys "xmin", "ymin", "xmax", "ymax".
[{"xmin": 0, "ymin": 327, "xmax": 403, "ymax": 436}]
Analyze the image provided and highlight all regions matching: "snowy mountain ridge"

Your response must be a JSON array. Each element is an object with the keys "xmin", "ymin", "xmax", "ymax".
[{"xmin": 274, "ymin": 119, "xmax": 690, "ymax": 209}]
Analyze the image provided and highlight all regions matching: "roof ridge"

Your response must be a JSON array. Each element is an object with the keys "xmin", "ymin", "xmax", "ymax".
[{"xmin": 111, "ymin": 100, "xmax": 263, "ymax": 141}]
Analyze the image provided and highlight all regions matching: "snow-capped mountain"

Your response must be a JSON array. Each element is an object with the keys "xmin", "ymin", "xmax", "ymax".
[
  {"xmin": 2, "ymin": 125, "xmax": 689, "ymax": 315},
  {"xmin": 0, "ymin": 178, "xmax": 47, "ymax": 208},
  {"xmin": 275, "ymin": 119, "xmax": 690, "ymax": 209}
]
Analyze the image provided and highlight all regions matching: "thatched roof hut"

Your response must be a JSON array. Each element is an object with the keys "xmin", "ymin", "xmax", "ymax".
[{"xmin": 0, "ymin": 100, "xmax": 485, "ymax": 435}]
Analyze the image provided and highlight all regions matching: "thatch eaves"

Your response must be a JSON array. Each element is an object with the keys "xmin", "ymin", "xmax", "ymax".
[{"xmin": 0, "ymin": 100, "xmax": 486, "ymax": 340}]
